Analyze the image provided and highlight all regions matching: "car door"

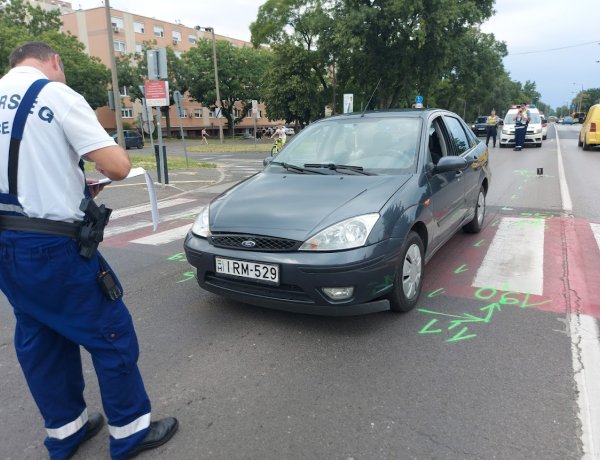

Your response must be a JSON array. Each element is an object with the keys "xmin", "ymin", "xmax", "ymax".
[
  {"xmin": 426, "ymin": 116, "xmax": 467, "ymax": 242},
  {"xmin": 443, "ymin": 114, "xmax": 482, "ymax": 212}
]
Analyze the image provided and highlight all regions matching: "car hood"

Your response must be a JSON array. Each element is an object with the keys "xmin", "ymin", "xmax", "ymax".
[{"xmin": 209, "ymin": 172, "xmax": 411, "ymax": 241}]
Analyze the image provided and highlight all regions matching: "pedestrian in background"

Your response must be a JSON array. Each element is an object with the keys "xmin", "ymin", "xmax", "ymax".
[
  {"xmin": 514, "ymin": 105, "xmax": 528, "ymax": 151},
  {"xmin": 0, "ymin": 41, "xmax": 178, "ymax": 460},
  {"xmin": 485, "ymin": 109, "xmax": 500, "ymax": 148},
  {"xmin": 201, "ymin": 128, "xmax": 209, "ymax": 145}
]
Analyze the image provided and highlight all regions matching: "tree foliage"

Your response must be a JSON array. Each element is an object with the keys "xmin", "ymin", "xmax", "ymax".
[
  {"xmin": 0, "ymin": 0, "xmax": 110, "ymax": 108},
  {"xmin": 250, "ymin": 0, "xmax": 560, "ymax": 123},
  {"xmin": 182, "ymin": 39, "xmax": 272, "ymax": 135}
]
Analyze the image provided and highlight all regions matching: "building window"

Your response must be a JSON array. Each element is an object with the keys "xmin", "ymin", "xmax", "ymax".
[
  {"xmin": 247, "ymin": 109, "xmax": 261, "ymax": 118},
  {"xmin": 188, "ymin": 35, "xmax": 197, "ymax": 44},
  {"xmin": 113, "ymin": 41, "xmax": 126, "ymax": 54},
  {"xmin": 172, "ymin": 31, "xmax": 181, "ymax": 43},
  {"xmin": 121, "ymin": 107, "xmax": 133, "ymax": 118},
  {"xmin": 111, "ymin": 16, "xmax": 123, "ymax": 33},
  {"xmin": 193, "ymin": 108, "xmax": 203, "ymax": 118},
  {"xmin": 133, "ymin": 21, "xmax": 144, "ymax": 34},
  {"xmin": 153, "ymin": 26, "xmax": 164, "ymax": 38},
  {"xmin": 233, "ymin": 108, "xmax": 242, "ymax": 118},
  {"xmin": 179, "ymin": 109, "xmax": 188, "ymax": 118},
  {"xmin": 135, "ymin": 43, "xmax": 143, "ymax": 54},
  {"xmin": 121, "ymin": 86, "xmax": 129, "ymax": 97}
]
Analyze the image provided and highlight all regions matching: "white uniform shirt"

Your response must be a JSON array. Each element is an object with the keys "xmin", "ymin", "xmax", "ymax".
[{"xmin": 0, "ymin": 66, "xmax": 116, "ymax": 222}]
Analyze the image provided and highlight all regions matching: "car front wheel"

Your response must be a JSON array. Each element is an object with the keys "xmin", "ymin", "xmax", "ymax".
[
  {"xmin": 388, "ymin": 231, "xmax": 423, "ymax": 313},
  {"xmin": 463, "ymin": 186, "xmax": 486, "ymax": 233}
]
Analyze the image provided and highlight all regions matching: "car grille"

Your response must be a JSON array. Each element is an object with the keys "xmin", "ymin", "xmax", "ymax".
[{"xmin": 210, "ymin": 233, "xmax": 300, "ymax": 252}]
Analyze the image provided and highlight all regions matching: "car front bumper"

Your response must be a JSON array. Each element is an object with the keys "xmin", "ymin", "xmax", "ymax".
[{"xmin": 183, "ymin": 231, "xmax": 403, "ymax": 316}]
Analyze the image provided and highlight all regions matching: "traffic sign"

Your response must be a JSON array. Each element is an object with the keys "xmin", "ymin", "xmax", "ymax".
[
  {"xmin": 144, "ymin": 80, "xmax": 169, "ymax": 106},
  {"xmin": 415, "ymin": 95, "xmax": 423, "ymax": 104}
]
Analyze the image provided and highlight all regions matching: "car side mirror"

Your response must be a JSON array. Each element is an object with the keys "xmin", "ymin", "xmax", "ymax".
[{"xmin": 432, "ymin": 156, "xmax": 468, "ymax": 174}]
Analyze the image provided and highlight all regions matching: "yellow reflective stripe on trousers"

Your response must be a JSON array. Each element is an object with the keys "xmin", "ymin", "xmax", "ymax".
[
  {"xmin": 46, "ymin": 408, "xmax": 88, "ymax": 440},
  {"xmin": 108, "ymin": 413, "xmax": 151, "ymax": 440}
]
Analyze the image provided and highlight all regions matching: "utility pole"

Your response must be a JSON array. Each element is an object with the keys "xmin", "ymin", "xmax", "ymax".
[{"xmin": 104, "ymin": 0, "xmax": 124, "ymax": 147}]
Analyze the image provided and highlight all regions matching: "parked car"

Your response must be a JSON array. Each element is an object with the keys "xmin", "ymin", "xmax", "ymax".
[
  {"xmin": 578, "ymin": 104, "xmax": 599, "ymax": 150},
  {"xmin": 500, "ymin": 105, "xmax": 543, "ymax": 148},
  {"xmin": 284, "ymin": 127, "xmax": 295, "ymax": 136},
  {"xmin": 471, "ymin": 116, "xmax": 488, "ymax": 136},
  {"xmin": 184, "ymin": 109, "xmax": 491, "ymax": 315},
  {"xmin": 563, "ymin": 116, "xmax": 574, "ymax": 125},
  {"xmin": 111, "ymin": 130, "xmax": 144, "ymax": 149}
]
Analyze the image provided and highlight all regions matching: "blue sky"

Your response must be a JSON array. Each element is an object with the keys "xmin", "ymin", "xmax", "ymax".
[{"xmin": 79, "ymin": 0, "xmax": 599, "ymax": 109}]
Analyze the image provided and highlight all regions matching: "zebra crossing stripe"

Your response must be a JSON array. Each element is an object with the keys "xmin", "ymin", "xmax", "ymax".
[
  {"xmin": 130, "ymin": 224, "xmax": 191, "ymax": 246},
  {"xmin": 110, "ymin": 198, "xmax": 195, "ymax": 220},
  {"xmin": 591, "ymin": 223, "xmax": 600, "ymax": 249},
  {"xmin": 472, "ymin": 217, "xmax": 544, "ymax": 295}
]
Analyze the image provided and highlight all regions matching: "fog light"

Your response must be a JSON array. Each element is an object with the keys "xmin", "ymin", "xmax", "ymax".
[{"xmin": 322, "ymin": 287, "xmax": 354, "ymax": 300}]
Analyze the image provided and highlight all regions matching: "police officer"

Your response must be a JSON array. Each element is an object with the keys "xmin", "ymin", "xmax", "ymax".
[
  {"xmin": 0, "ymin": 42, "xmax": 178, "ymax": 459},
  {"xmin": 513, "ymin": 105, "xmax": 529, "ymax": 151},
  {"xmin": 485, "ymin": 109, "xmax": 499, "ymax": 148}
]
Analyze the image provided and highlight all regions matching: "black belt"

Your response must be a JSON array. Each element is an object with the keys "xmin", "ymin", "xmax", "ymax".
[{"xmin": 0, "ymin": 215, "xmax": 81, "ymax": 239}]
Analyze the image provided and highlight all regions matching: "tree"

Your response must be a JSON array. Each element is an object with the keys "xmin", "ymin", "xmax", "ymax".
[
  {"xmin": 0, "ymin": 0, "xmax": 110, "ymax": 108},
  {"xmin": 182, "ymin": 39, "xmax": 272, "ymax": 135}
]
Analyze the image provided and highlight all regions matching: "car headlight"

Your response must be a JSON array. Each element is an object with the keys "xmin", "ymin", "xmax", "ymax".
[
  {"xmin": 191, "ymin": 206, "xmax": 211, "ymax": 238},
  {"xmin": 299, "ymin": 213, "xmax": 380, "ymax": 251}
]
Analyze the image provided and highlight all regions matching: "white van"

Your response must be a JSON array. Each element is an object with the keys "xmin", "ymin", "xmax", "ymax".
[{"xmin": 500, "ymin": 105, "xmax": 543, "ymax": 148}]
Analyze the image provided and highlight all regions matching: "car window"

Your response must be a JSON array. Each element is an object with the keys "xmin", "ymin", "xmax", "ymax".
[
  {"xmin": 272, "ymin": 117, "xmax": 421, "ymax": 175},
  {"xmin": 443, "ymin": 115, "xmax": 471, "ymax": 155},
  {"xmin": 427, "ymin": 117, "xmax": 449, "ymax": 165}
]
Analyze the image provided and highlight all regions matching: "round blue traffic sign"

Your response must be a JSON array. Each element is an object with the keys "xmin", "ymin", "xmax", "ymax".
[{"xmin": 415, "ymin": 95, "xmax": 423, "ymax": 103}]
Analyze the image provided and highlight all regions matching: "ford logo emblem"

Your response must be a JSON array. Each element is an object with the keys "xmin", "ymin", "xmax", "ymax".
[{"xmin": 241, "ymin": 240, "xmax": 256, "ymax": 248}]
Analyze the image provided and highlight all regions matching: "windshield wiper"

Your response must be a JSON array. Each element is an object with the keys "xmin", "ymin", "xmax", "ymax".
[
  {"xmin": 303, "ymin": 163, "xmax": 373, "ymax": 175},
  {"xmin": 270, "ymin": 161, "xmax": 327, "ymax": 174}
]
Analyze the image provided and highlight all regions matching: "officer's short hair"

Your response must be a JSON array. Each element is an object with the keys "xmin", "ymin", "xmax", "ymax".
[{"xmin": 9, "ymin": 42, "xmax": 58, "ymax": 68}]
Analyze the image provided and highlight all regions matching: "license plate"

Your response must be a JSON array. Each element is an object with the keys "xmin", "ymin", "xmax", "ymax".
[{"xmin": 215, "ymin": 257, "xmax": 279, "ymax": 284}]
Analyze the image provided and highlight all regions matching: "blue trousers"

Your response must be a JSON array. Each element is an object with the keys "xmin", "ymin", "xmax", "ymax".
[
  {"xmin": 0, "ymin": 231, "xmax": 151, "ymax": 459},
  {"xmin": 514, "ymin": 123, "xmax": 527, "ymax": 148}
]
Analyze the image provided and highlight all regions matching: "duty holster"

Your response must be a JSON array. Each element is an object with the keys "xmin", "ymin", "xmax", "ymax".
[{"xmin": 78, "ymin": 197, "xmax": 112, "ymax": 259}]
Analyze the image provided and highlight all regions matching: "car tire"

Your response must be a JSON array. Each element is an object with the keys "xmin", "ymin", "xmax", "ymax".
[
  {"xmin": 583, "ymin": 138, "xmax": 590, "ymax": 151},
  {"xmin": 462, "ymin": 186, "xmax": 486, "ymax": 234},
  {"xmin": 578, "ymin": 137, "xmax": 583, "ymax": 147},
  {"xmin": 388, "ymin": 231, "xmax": 423, "ymax": 313},
  {"xmin": 138, "ymin": 143, "xmax": 143, "ymax": 149}
]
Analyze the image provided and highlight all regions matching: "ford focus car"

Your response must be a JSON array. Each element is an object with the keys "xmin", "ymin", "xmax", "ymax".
[{"xmin": 184, "ymin": 109, "xmax": 491, "ymax": 316}]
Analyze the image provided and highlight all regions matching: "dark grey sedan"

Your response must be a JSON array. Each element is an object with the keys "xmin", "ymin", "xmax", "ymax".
[{"xmin": 184, "ymin": 109, "xmax": 491, "ymax": 315}]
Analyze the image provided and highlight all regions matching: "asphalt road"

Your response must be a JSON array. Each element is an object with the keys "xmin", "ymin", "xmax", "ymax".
[{"xmin": 0, "ymin": 124, "xmax": 598, "ymax": 459}]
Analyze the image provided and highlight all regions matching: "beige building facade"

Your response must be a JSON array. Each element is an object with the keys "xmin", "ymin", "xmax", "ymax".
[{"xmin": 29, "ymin": 1, "xmax": 276, "ymax": 137}]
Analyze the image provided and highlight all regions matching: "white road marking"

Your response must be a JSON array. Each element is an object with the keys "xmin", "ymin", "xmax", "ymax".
[
  {"xmin": 110, "ymin": 198, "xmax": 195, "ymax": 220},
  {"xmin": 556, "ymin": 127, "xmax": 600, "ymax": 459},
  {"xmin": 131, "ymin": 224, "xmax": 192, "ymax": 245},
  {"xmin": 472, "ymin": 217, "xmax": 544, "ymax": 295},
  {"xmin": 105, "ymin": 206, "xmax": 203, "ymax": 238}
]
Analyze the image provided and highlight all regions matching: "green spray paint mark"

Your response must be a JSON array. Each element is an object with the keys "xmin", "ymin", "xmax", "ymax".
[
  {"xmin": 177, "ymin": 271, "xmax": 195, "ymax": 283},
  {"xmin": 168, "ymin": 252, "xmax": 186, "ymax": 262},
  {"xmin": 474, "ymin": 239, "xmax": 485, "ymax": 247},
  {"xmin": 447, "ymin": 327, "xmax": 477, "ymax": 342},
  {"xmin": 520, "ymin": 293, "xmax": 552, "ymax": 309},
  {"xmin": 419, "ymin": 319, "xmax": 443, "ymax": 334},
  {"xmin": 454, "ymin": 264, "xmax": 468, "ymax": 274},
  {"xmin": 427, "ymin": 288, "xmax": 446, "ymax": 298},
  {"xmin": 417, "ymin": 308, "xmax": 470, "ymax": 319}
]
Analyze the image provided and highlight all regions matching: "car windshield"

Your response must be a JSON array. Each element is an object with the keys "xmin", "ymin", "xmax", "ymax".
[
  {"xmin": 504, "ymin": 111, "xmax": 541, "ymax": 124},
  {"xmin": 269, "ymin": 117, "xmax": 421, "ymax": 175},
  {"xmin": 476, "ymin": 117, "xmax": 487, "ymax": 123}
]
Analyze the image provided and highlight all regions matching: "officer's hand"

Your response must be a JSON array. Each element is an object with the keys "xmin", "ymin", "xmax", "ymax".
[{"xmin": 86, "ymin": 179, "xmax": 107, "ymax": 198}]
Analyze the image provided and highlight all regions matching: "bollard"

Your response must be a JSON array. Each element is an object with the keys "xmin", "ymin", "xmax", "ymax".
[{"xmin": 154, "ymin": 144, "xmax": 169, "ymax": 184}]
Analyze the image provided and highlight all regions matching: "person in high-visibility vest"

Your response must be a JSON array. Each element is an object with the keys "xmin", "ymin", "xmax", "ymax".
[{"xmin": 485, "ymin": 109, "xmax": 500, "ymax": 148}]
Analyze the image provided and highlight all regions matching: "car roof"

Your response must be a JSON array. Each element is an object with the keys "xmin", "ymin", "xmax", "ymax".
[{"xmin": 321, "ymin": 108, "xmax": 458, "ymax": 122}]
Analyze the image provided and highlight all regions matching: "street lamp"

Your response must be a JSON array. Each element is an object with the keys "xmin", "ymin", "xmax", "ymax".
[{"xmin": 195, "ymin": 26, "xmax": 224, "ymax": 143}]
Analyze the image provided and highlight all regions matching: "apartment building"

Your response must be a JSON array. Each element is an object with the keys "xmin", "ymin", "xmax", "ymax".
[{"xmin": 29, "ymin": 1, "xmax": 276, "ymax": 137}]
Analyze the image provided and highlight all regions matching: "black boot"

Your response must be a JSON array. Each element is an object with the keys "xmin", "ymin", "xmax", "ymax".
[
  {"xmin": 64, "ymin": 412, "xmax": 105, "ymax": 460},
  {"xmin": 124, "ymin": 417, "xmax": 179, "ymax": 459}
]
